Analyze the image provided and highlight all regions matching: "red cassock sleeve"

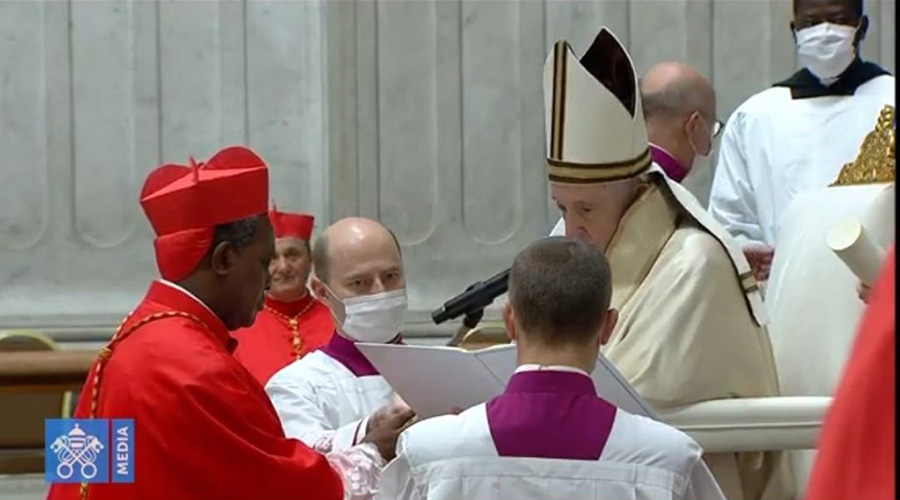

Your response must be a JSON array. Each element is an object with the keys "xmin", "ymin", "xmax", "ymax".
[
  {"xmin": 47, "ymin": 316, "xmax": 344, "ymax": 500},
  {"xmin": 804, "ymin": 247, "xmax": 895, "ymax": 500}
]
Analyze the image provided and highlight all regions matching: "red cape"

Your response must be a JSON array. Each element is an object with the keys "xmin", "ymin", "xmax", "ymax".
[
  {"xmin": 46, "ymin": 281, "xmax": 342, "ymax": 500},
  {"xmin": 805, "ymin": 247, "xmax": 895, "ymax": 500}
]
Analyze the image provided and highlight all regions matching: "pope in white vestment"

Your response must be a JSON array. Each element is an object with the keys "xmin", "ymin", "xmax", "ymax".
[
  {"xmin": 533, "ymin": 26, "xmax": 787, "ymax": 500},
  {"xmin": 378, "ymin": 230, "xmax": 726, "ymax": 500}
]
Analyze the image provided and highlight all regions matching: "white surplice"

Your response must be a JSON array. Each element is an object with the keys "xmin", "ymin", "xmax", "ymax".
[
  {"xmin": 707, "ymin": 74, "xmax": 894, "ymax": 246},
  {"xmin": 265, "ymin": 349, "xmax": 396, "ymax": 452},
  {"xmin": 377, "ymin": 403, "xmax": 724, "ymax": 500}
]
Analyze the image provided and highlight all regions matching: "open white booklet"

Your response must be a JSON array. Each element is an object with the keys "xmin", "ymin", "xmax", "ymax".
[
  {"xmin": 356, "ymin": 342, "xmax": 722, "ymax": 494},
  {"xmin": 355, "ymin": 342, "xmax": 656, "ymax": 419}
]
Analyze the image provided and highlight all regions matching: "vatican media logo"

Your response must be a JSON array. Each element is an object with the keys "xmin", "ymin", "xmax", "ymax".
[{"xmin": 45, "ymin": 419, "xmax": 134, "ymax": 484}]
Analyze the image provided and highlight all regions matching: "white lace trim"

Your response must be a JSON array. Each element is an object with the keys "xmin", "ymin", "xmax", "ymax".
[
  {"xmin": 326, "ymin": 442, "xmax": 386, "ymax": 500},
  {"xmin": 312, "ymin": 430, "xmax": 336, "ymax": 454}
]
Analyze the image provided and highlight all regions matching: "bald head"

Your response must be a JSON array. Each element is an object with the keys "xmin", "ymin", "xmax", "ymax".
[
  {"xmin": 639, "ymin": 62, "xmax": 718, "ymax": 177},
  {"xmin": 640, "ymin": 62, "xmax": 715, "ymax": 124},
  {"xmin": 312, "ymin": 217, "xmax": 403, "ymax": 289}
]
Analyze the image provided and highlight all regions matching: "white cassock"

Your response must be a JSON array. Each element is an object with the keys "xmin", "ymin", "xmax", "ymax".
[
  {"xmin": 377, "ymin": 366, "xmax": 725, "ymax": 500},
  {"xmin": 707, "ymin": 68, "xmax": 893, "ymax": 246},
  {"xmin": 265, "ymin": 334, "xmax": 395, "ymax": 451},
  {"xmin": 764, "ymin": 182, "xmax": 895, "ymax": 495}
]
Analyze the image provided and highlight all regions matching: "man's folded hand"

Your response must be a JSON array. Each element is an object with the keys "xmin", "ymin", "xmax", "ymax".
[
  {"xmin": 743, "ymin": 243, "xmax": 775, "ymax": 281},
  {"xmin": 363, "ymin": 402, "xmax": 416, "ymax": 461}
]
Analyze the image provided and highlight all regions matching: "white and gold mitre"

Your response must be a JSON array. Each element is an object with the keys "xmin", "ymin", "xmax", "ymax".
[
  {"xmin": 544, "ymin": 27, "xmax": 650, "ymax": 184},
  {"xmin": 543, "ymin": 27, "xmax": 768, "ymax": 325}
]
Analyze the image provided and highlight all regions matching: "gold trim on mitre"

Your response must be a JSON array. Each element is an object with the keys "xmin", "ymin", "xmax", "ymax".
[
  {"xmin": 543, "ymin": 28, "xmax": 650, "ymax": 186},
  {"xmin": 831, "ymin": 105, "xmax": 895, "ymax": 186},
  {"xmin": 548, "ymin": 148, "xmax": 652, "ymax": 184},
  {"xmin": 550, "ymin": 40, "xmax": 568, "ymax": 160}
]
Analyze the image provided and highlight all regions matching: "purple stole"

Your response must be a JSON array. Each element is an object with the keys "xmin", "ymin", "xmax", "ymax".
[
  {"xmin": 486, "ymin": 370, "xmax": 617, "ymax": 460},
  {"xmin": 650, "ymin": 144, "xmax": 688, "ymax": 183},
  {"xmin": 318, "ymin": 332, "xmax": 403, "ymax": 377}
]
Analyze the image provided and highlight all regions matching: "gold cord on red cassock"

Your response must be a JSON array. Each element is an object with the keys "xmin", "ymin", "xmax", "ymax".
[
  {"xmin": 81, "ymin": 310, "xmax": 207, "ymax": 500},
  {"xmin": 263, "ymin": 301, "xmax": 315, "ymax": 359}
]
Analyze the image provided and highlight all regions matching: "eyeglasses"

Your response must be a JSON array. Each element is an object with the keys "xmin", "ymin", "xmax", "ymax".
[{"xmin": 712, "ymin": 119, "xmax": 724, "ymax": 139}]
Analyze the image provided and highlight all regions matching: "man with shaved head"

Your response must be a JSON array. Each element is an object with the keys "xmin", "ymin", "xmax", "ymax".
[
  {"xmin": 640, "ymin": 61, "xmax": 722, "ymax": 184},
  {"xmin": 266, "ymin": 217, "xmax": 415, "ymax": 483}
]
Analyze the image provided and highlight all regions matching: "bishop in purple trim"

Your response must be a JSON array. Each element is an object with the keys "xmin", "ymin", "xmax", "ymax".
[
  {"xmin": 641, "ymin": 62, "xmax": 721, "ymax": 183},
  {"xmin": 265, "ymin": 217, "xmax": 414, "ymax": 461},
  {"xmin": 379, "ymin": 236, "xmax": 724, "ymax": 500}
]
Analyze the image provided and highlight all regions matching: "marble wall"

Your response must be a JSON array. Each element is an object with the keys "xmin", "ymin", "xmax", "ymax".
[{"xmin": 0, "ymin": 0, "xmax": 894, "ymax": 340}]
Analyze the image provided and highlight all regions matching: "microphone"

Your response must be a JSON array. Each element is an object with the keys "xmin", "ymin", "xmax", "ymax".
[{"xmin": 431, "ymin": 268, "xmax": 510, "ymax": 325}]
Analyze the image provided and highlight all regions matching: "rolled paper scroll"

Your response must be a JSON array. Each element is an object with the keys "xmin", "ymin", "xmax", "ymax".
[
  {"xmin": 827, "ymin": 218, "xmax": 887, "ymax": 286},
  {"xmin": 860, "ymin": 183, "xmax": 895, "ymax": 246}
]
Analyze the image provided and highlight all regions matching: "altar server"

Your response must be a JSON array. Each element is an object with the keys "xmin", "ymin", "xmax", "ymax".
[
  {"xmin": 708, "ymin": 0, "xmax": 894, "ymax": 278},
  {"xmin": 266, "ymin": 217, "xmax": 413, "ymax": 455},
  {"xmin": 378, "ymin": 237, "xmax": 726, "ymax": 500}
]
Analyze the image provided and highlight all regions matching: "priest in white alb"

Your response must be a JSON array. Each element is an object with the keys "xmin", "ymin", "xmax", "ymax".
[
  {"xmin": 265, "ymin": 217, "xmax": 413, "ymax": 458},
  {"xmin": 708, "ymin": 0, "xmax": 894, "ymax": 279},
  {"xmin": 540, "ymin": 28, "xmax": 789, "ymax": 500},
  {"xmin": 378, "ymin": 236, "xmax": 726, "ymax": 500}
]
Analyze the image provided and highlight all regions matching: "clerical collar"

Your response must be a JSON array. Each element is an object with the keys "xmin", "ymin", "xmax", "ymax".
[
  {"xmin": 264, "ymin": 293, "xmax": 315, "ymax": 318},
  {"xmin": 773, "ymin": 58, "xmax": 889, "ymax": 100},
  {"xmin": 649, "ymin": 144, "xmax": 687, "ymax": 183},
  {"xmin": 149, "ymin": 280, "xmax": 235, "ymax": 352},
  {"xmin": 158, "ymin": 279, "xmax": 217, "ymax": 317},
  {"xmin": 505, "ymin": 369, "xmax": 595, "ymax": 396},
  {"xmin": 515, "ymin": 364, "xmax": 591, "ymax": 378}
]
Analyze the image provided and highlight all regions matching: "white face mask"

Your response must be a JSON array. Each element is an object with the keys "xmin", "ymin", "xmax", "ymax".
[
  {"xmin": 325, "ymin": 286, "xmax": 407, "ymax": 343},
  {"xmin": 796, "ymin": 23, "xmax": 858, "ymax": 83}
]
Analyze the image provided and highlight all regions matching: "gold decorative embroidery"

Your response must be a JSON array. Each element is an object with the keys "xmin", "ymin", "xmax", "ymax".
[
  {"xmin": 831, "ymin": 105, "xmax": 895, "ymax": 186},
  {"xmin": 264, "ymin": 300, "xmax": 315, "ymax": 360},
  {"xmin": 547, "ymin": 148, "xmax": 652, "ymax": 183},
  {"xmin": 82, "ymin": 310, "xmax": 207, "ymax": 500}
]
